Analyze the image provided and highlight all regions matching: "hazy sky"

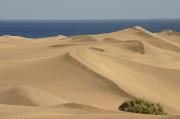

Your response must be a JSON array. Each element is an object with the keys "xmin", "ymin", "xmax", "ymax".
[{"xmin": 0, "ymin": 0, "xmax": 179, "ymax": 20}]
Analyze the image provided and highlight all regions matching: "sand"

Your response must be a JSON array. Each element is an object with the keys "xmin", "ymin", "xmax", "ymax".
[{"xmin": 0, "ymin": 26, "xmax": 180, "ymax": 119}]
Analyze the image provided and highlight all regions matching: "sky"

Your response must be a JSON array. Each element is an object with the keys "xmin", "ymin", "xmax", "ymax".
[{"xmin": 0, "ymin": 0, "xmax": 179, "ymax": 20}]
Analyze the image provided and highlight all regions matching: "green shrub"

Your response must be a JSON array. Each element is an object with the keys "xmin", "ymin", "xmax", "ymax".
[{"xmin": 119, "ymin": 99, "xmax": 167, "ymax": 115}]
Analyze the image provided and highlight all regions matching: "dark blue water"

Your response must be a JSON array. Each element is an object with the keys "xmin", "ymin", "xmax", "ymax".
[{"xmin": 0, "ymin": 20, "xmax": 180, "ymax": 38}]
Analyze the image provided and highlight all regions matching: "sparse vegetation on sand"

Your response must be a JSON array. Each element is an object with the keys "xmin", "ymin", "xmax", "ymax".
[{"xmin": 119, "ymin": 99, "xmax": 167, "ymax": 115}]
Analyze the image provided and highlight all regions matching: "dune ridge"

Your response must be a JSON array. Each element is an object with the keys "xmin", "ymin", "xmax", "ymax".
[
  {"xmin": 65, "ymin": 51, "xmax": 135, "ymax": 99},
  {"xmin": 133, "ymin": 26, "xmax": 180, "ymax": 53}
]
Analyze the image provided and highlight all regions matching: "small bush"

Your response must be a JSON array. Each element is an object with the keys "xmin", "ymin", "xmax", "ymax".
[{"xmin": 119, "ymin": 99, "xmax": 167, "ymax": 115}]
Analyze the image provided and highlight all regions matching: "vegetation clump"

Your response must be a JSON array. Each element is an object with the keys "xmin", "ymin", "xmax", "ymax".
[{"xmin": 119, "ymin": 99, "xmax": 167, "ymax": 115}]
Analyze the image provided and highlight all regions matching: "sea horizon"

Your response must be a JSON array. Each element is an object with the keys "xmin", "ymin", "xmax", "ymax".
[{"xmin": 0, "ymin": 19, "xmax": 180, "ymax": 38}]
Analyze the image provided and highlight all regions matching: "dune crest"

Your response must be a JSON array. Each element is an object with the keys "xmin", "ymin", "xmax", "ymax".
[{"xmin": 53, "ymin": 103, "xmax": 117, "ymax": 113}]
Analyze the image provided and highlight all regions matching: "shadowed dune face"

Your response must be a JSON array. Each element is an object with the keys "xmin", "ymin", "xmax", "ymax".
[
  {"xmin": 90, "ymin": 47, "xmax": 105, "ymax": 52},
  {"xmin": 103, "ymin": 38, "xmax": 145, "ymax": 54},
  {"xmin": 0, "ymin": 86, "xmax": 38, "ymax": 106},
  {"xmin": 0, "ymin": 86, "xmax": 64, "ymax": 106},
  {"xmin": 0, "ymin": 27, "xmax": 180, "ymax": 119},
  {"xmin": 70, "ymin": 35, "xmax": 98, "ymax": 42}
]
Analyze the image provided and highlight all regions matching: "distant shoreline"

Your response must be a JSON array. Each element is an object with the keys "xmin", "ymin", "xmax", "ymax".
[{"xmin": 0, "ymin": 20, "xmax": 180, "ymax": 38}]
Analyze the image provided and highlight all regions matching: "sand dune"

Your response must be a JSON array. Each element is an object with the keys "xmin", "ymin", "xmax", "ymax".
[
  {"xmin": 0, "ymin": 26, "xmax": 180, "ymax": 119},
  {"xmin": 95, "ymin": 26, "xmax": 180, "ymax": 53}
]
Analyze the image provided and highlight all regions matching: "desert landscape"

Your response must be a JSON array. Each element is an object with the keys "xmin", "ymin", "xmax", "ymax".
[{"xmin": 0, "ymin": 26, "xmax": 180, "ymax": 119}]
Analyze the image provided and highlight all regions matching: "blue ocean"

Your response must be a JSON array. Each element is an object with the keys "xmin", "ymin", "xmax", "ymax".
[{"xmin": 0, "ymin": 20, "xmax": 180, "ymax": 38}]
